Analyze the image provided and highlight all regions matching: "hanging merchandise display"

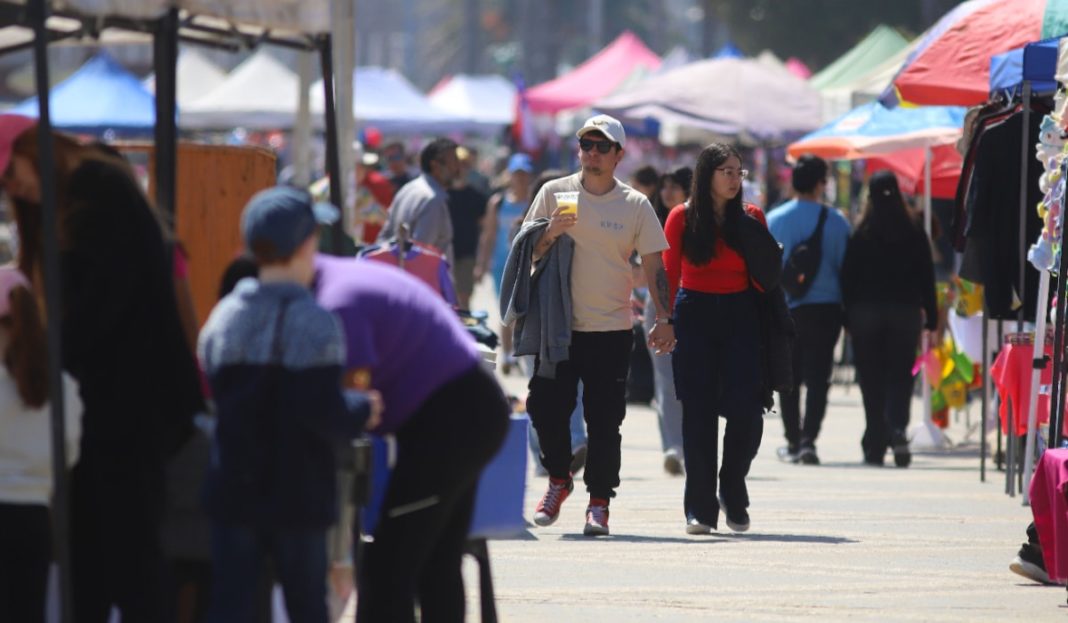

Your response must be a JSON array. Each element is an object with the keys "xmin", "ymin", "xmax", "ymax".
[{"xmin": 1027, "ymin": 114, "xmax": 1068, "ymax": 273}]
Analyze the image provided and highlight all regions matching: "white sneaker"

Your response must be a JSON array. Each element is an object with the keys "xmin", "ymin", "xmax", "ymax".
[
  {"xmin": 663, "ymin": 448, "xmax": 684, "ymax": 476},
  {"xmin": 686, "ymin": 518, "xmax": 713, "ymax": 535}
]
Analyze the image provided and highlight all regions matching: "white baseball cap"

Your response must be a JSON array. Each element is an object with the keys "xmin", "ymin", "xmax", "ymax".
[{"xmin": 576, "ymin": 114, "xmax": 626, "ymax": 148}]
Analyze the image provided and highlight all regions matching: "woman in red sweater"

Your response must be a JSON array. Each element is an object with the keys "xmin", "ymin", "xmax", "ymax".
[{"xmin": 662, "ymin": 143, "xmax": 769, "ymax": 535}]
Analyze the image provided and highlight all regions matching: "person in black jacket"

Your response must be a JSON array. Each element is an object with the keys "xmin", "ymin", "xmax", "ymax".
[
  {"xmin": 841, "ymin": 171, "xmax": 937, "ymax": 468},
  {"xmin": 0, "ymin": 115, "xmax": 206, "ymax": 621}
]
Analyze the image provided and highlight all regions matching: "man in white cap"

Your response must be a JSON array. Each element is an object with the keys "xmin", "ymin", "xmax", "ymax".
[{"xmin": 521, "ymin": 114, "xmax": 674, "ymax": 536}]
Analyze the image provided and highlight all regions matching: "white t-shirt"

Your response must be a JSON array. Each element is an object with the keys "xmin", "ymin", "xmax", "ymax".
[
  {"xmin": 0, "ymin": 369, "xmax": 81, "ymax": 505},
  {"xmin": 526, "ymin": 173, "xmax": 668, "ymax": 332}
]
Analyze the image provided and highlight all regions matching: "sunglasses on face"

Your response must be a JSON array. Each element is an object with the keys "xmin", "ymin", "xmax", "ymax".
[{"xmin": 579, "ymin": 138, "xmax": 616, "ymax": 154}]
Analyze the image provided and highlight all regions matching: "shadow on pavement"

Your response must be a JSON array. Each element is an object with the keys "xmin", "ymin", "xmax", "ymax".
[
  {"xmin": 558, "ymin": 534, "xmax": 728, "ymax": 544},
  {"xmin": 556, "ymin": 533, "xmax": 856, "ymax": 545}
]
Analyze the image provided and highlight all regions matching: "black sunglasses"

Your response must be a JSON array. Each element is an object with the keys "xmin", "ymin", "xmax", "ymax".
[{"xmin": 579, "ymin": 138, "xmax": 617, "ymax": 154}]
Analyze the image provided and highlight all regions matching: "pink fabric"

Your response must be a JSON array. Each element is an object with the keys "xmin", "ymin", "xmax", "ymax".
[
  {"xmin": 991, "ymin": 343, "xmax": 1052, "ymax": 436},
  {"xmin": 1029, "ymin": 448, "xmax": 1068, "ymax": 584},
  {"xmin": 524, "ymin": 31, "xmax": 661, "ymax": 114}
]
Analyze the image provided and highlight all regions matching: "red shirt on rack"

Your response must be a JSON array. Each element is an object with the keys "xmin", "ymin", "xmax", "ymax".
[{"xmin": 662, "ymin": 203, "xmax": 767, "ymax": 305}]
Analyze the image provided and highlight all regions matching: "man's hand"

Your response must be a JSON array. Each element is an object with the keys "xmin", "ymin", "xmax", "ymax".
[
  {"xmin": 365, "ymin": 389, "xmax": 384, "ymax": 430},
  {"xmin": 547, "ymin": 204, "xmax": 577, "ymax": 236},
  {"xmin": 534, "ymin": 205, "xmax": 577, "ymax": 258},
  {"xmin": 648, "ymin": 322, "xmax": 676, "ymax": 355}
]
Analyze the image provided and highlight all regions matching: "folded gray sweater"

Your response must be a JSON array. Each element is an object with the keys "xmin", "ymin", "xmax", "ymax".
[{"xmin": 498, "ymin": 218, "xmax": 574, "ymax": 378}]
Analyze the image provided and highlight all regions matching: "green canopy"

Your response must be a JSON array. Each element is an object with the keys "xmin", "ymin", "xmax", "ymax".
[{"xmin": 809, "ymin": 25, "xmax": 909, "ymax": 91}]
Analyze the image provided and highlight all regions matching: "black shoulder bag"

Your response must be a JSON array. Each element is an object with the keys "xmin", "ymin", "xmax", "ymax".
[{"xmin": 781, "ymin": 206, "xmax": 829, "ymax": 299}]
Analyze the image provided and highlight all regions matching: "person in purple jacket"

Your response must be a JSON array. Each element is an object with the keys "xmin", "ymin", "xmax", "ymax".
[{"xmin": 315, "ymin": 255, "xmax": 510, "ymax": 623}]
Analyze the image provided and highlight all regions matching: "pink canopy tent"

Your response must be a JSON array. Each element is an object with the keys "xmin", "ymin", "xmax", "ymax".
[{"xmin": 524, "ymin": 31, "xmax": 661, "ymax": 114}]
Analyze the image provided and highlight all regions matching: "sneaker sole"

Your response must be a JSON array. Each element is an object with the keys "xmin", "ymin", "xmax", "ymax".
[
  {"xmin": 532, "ymin": 512, "xmax": 559, "ymax": 527},
  {"xmin": 583, "ymin": 525, "xmax": 609, "ymax": 536},
  {"xmin": 1010, "ymin": 557, "xmax": 1053, "ymax": 584},
  {"xmin": 686, "ymin": 523, "xmax": 713, "ymax": 535},
  {"xmin": 725, "ymin": 519, "xmax": 750, "ymax": 533},
  {"xmin": 798, "ymin": 453, "xmax": 820, "ymax": 465}
]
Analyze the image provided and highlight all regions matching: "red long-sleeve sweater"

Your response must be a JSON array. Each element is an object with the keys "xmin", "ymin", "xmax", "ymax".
[{"xmin": 662, "ymin": 203, "xmax": 767, "ymax": 307}]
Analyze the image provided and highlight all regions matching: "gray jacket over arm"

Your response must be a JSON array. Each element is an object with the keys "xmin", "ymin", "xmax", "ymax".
[{"xmin": 498, "ymin": 218, "xmax": 574, "ymax": 379}]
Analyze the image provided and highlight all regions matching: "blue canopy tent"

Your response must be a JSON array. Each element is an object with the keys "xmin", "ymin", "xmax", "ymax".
[
  {"xmin": 989, "ymin": 35, "xmax": 1062, "ymax": 95},
  {"xmin": 12, "ymin": 52, "xmax": 156, "ymax": 133}
]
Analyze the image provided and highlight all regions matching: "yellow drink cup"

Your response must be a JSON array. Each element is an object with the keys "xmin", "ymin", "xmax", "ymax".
[{"xmin": 555, "ymin": 191, "xmax": 579, "ymax": 217}]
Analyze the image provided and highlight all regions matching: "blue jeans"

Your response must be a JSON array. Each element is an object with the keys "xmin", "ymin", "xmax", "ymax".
[
  {"xmin": 206, "ymin": 523, "xmax": 328, "ymax": 623},
  {"xmin": 643, "ymin": 294, "xmax": 684, "ymax": 454}
]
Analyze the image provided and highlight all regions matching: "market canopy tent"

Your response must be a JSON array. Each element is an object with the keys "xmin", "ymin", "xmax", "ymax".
[
  {"xmin": 313, "ymin": 66, "xmax": 479, "ymax": 134},
  {"xmin": 181, "ymin": 48, "xmax": 301, "ymax": 129},
  {"xmin": 787, "ymin": 101, "xmax": 965, "ymax": 199},
  {"xmin": 427, "ymin": 73, "xmax": 516, "ymax": 128},
  {"xmin": 144, "ymin": 47, "xmax": 227, "ymax": 107},
  {"xmin": 595, "ymin": 57, "xmax": 822, "ymax": 140},
  {"xmin": 787, "ymin": 101, "xmax": 965, "ymax": 160},
  {"xmin": 990, "ymin": 36, "xmax": 1062, "ymax": 95},
  {"xmin": 887, "ymin": 0, "xmax": 1068, "ymax": 106},
  {"xmin": 524, "ymin": 30, "xmax": 660, "ymax": 114},
  {"xmin": 809, "ymin": 25, "xmax": 909, "ymax": 91},
  {"xmin": 12, "ymin": 51, "xmax": 156, "ymax": 132}
]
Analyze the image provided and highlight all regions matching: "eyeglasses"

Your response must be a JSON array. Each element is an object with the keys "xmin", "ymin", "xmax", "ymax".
[
  {"xmin": 579, "ymin": 138, "xmax": 617, "ymax": 154},
  {"xmin": 715, "ymin": 167, "xmax": 749, "ymax": 180}
]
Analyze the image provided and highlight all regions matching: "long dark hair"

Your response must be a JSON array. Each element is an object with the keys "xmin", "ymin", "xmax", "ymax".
[
  {"xmin": 652, "ymin": 166, "xmax": 693, "ymax": 225},
  {"xmin": 857, "ymin": 170, "xmax": 918, "ymax": 243},
  {"xmin": 683, "ymin": 143, "xmax": 745, "ymax": 266},
  {"xmin": 2, "ymin": 285, "xmax": 48, "ymax": 408}
]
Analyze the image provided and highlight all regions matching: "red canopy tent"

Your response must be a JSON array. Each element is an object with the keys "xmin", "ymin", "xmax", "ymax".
[
  {"xmin": 867, "ymin": 144, "xmax": 963, "ymax": 200},
  {"xmin": 524, "ymin": 31, "xmax": 661, "ymax": 114}
]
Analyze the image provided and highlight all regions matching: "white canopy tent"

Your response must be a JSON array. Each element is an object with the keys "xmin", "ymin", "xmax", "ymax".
[
  {"xmin": 143, "ymin": 47, "xmax": 227, "ymax": 107},
  {"xmin": 180, "ymin": 48, "xmax": 302, "ymax": 129},
  {"xmin": 310, "ymin": 66, "xmax": 481, "ymax": 134},
  {"xmin": 428, "ymin": 73, "xmax": 516, "ymax": 128}
]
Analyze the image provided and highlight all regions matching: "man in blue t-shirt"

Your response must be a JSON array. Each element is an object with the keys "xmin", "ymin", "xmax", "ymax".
[{"xmin": 766, "ymin": 156, "xmax": 851, "ymax": 465}]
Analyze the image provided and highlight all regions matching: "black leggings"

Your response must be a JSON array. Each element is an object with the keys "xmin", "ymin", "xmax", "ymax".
[
  {"xmin": 356, "ymin": 365, "xmax": 509, "ymax": 623},
  {"xmin": 0, "ymin": 503, "xmax": 51, "ymax": 623}
]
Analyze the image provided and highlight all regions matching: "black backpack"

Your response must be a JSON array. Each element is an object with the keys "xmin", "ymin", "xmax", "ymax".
[{"xmin": 781, "ymin": 206, "xmax": 829, "ymax": 299}]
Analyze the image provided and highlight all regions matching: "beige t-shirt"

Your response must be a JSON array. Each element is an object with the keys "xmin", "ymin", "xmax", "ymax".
[{"xmin": 525, "ymin": 173, "xmax": 668, "ymax": 332}]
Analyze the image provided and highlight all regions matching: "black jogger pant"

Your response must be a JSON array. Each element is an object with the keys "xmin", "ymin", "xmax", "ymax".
[{"xmin": 527, "ymin": 330, "xmax": 633, "ymax": 500}]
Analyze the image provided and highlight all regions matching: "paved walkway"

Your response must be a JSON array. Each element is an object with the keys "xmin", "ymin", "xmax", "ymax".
[{"xmin": 466, "ymin": 372, "xmax": 1064, "ymax": 622}]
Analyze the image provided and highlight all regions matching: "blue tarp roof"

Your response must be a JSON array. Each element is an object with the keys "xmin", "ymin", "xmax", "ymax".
[
  {"xmin": 989, "ymin": 35, "xmax": 1062, "ymax": 96},
  {"xmin": 12, "ymin": 52, "xmax": 156, "ymax": 133}
]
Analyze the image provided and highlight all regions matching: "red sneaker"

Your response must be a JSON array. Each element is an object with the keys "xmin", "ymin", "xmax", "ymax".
[
  {"xmin": 583, "ymin": 497, "xmax": 610, "ymax": 536},
  {"xmin": 533, "ymin": 477, "xmax": 573, "ymax": 526}
]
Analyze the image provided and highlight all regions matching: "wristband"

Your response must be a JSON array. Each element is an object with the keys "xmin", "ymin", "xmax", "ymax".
[{"xmin": 655, "ymin": 317, "xmax": 674, "ymax": 326}]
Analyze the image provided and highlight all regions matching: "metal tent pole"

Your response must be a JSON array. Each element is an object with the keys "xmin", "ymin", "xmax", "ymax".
[
  {"xmin": 1049, "ymin": 155, "xmax": 1068, "ymax": 450},
  {"xmin": 318, "ymin": 34, "xmax": 345, "ymax": 254},
  {"xmin": 913, "ymin": 145, "xmax": 944, "ymax": 449},
  {"xmin": 153, "ymin": 8, "xmax": 179, "ymax": 221},
  {"xmin": 1021, "ymin": 270, "xmax": 1050, "ymax": 504},
  {"xmin": 29, "ymin": 0, "xmax": 71, "ymax": 620},
  {"xmin": 981, "ymin": 312, "xmax": 989, "ymax": 482}
]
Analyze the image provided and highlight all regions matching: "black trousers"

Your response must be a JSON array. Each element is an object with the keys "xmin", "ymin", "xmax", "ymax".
[
  {"xmin": 779, "ymin": 303, "xmax": 843, "ymax": 449},
  {"xmin": 848, "ymin": 303, "xmax": 922, "ymax": 461},
  {"xmin": 71, "ymin": 456, "xmax": 168, "ymax": 623},
  {"xmin": 356, "ymin": 365, "xmax": 509, "ymax": 623},
  {"xmin": 0, "ymin": 503, "xmax": 51, "ymax": 623},
  {"xmin": 527, "ymin": 330, "xmax": 633, "ymax": 499},
  {"xmin": 672, "ymin": 289, "xmax": 764, "ymax": 526}
]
